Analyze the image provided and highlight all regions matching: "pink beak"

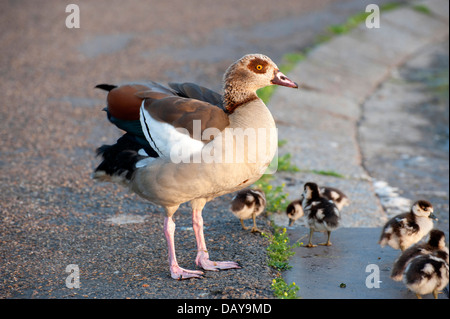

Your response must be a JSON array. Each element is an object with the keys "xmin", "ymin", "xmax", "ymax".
[{"xmin": 271, "ymin": 70, "xmax": 298, "ymax": 88}]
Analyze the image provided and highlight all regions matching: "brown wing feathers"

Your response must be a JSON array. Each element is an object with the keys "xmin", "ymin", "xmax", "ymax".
[
  {"xmin": 97, "ymin": 82, "xmax": 230, "ymax": 142},
  {"xmin": 142, "ymin": 97, "xmax": 229, "ymax": 142},
  {"xmin": 105, "ymin": 84, "xmax": 151, "ymax": 121}
]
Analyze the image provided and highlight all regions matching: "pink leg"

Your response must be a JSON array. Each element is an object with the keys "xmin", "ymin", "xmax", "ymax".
[
  {"xmin": 192, "ymin": 208, "xmax": 241, "ymax": 271},
  {"xmin": 164, "ymin": 217, "xmax": 204, "ymax": 280}
]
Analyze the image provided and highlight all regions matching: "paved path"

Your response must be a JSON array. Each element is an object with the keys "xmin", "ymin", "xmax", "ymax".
[{"xmin": 268, "ymin": 0, "xmax": 449, "ymax": 299}]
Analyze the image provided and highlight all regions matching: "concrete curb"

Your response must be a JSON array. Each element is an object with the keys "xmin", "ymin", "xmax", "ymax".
[
  {"xmin": 268, "ymin": 0, "xmax": 449, "ymax": 299},
  {"xmin": 269, "ymin": 0, "xmax": 449, "ymax": 228}
]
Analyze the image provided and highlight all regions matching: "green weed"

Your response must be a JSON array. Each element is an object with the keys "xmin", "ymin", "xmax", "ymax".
[
  {"xmin": 309, "ymin": 169, "xmax": 346, "ymax": 178},
  {"xmin": 255, "ymin": 178, "xmax": 289, "ymax": 213},
  {"xmin": 263, "ymin": 225, "xmax": 302, "ymax": 271},
  {"xmin": 277, "ymin": 139, "xmax": 288, "ymax": 148},
  {"xmin": 271, "ymin": 276, "xmax": 299, "ymax": 299},
  {"xmin": 263, "ymin": 225, "xmax": 302, "ymax": 299},
  {"xmin": 277, "ymin": 153, "xmax": 300, "ymax": 173},
  {"xmin": 413, "ymin": 4, "xmax": 432, "ymax": 15},
  {"xmin": 380, "ymin": 2, "xmax": 403, "ymax": 12},
  {"xmin": 279, "ymin": 53, "xmax": 306, "ymax": 74},
  {"xmin": 257, "ymin": 85, "xmax": 276, "ymax": 105}
]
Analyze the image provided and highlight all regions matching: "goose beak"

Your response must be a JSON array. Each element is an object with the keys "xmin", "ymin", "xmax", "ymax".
[
  {"xmin": 271, "ymin": 70, "xmax": 298, "ymax": 88},
  {"xmin": 429, "ymin": 212, "xmax": 438, "ymax": 221}
]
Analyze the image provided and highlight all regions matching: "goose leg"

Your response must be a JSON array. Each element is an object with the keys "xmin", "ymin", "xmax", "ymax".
[
  {"xmin": 164, "ymin": 217, "xmax": 204, "ymax": 280},
  {"xmin": 192, "ymin": 207, "xmax": 241, "ymax": 271}
]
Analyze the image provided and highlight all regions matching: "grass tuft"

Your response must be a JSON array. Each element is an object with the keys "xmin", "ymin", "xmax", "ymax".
[
  {"xmin": 271, "ymin": 276, "xmax": 299, "ymax": 299},
  {"xmin": 263, "ymin": 225, "xmax": 302, "ymax": 271},
  {"xmin": 263, "ymin": 225, "xmax": 302, "ymax": 299},
  {"xmin": 413, "ymin": 4, "xmax": 432, "ymax": 15}
]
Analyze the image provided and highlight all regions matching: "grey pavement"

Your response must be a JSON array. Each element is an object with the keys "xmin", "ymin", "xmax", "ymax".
[
  {"xmin": 284, "ymin": 227, "xmax": 413, "ymax": 299},
  {"xmin": 268, "ymin": 0, "xmax": 449, "ymax": 298}
]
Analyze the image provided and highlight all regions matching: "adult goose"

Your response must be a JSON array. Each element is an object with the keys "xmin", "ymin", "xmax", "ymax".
[{"xmin": 93, "ymin": 54, "xmax": 298, "ymax": 279}]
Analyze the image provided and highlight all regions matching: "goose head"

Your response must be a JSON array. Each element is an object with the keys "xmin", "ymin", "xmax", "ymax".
[{"xmin": 223, "ymin": 54, "xmax": 298, "ymax": 112}]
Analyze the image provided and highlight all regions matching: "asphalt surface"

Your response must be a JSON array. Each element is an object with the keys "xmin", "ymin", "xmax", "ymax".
[{"xmin": 1, "ymin": 0, "xmax": 448, "ymax": 302}]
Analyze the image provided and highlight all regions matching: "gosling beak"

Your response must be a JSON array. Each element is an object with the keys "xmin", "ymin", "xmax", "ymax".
[
  {"xmin": 429, "ymin": 212, "xmax": 438, "ymax": 221},
  {"xmin": 271, "ymin": 70, "xmax": 298, "ymax": 88},
  {"xmin": 288, "ymin": 218, "xmax": 295, "ymax": 227}
]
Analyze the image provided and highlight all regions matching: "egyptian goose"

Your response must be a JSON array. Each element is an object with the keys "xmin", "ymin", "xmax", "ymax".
[
  {"xmin": 286, "ymin": 185, "xmax": 349, "ymax": 226},
  {"xmin": 391, "ymin": 229, "xmax": 448, "ymax": 281},
  {"xmin": 404, "ymin": 252, "xmax": 449, "ymax": 299},
  {"xmin": 93, "ymin": 54, "xmax": 298, "ymax": 279},
  {"xmin": 320, "ymin": 186, "xmax": 350, "ymax": 211},
  {"xmin": 286, "ymin": 199, "xmax": 303, "ymax": 227},
  {"xmin": 230, "ymin": 188, "xmax": 266, "ymax": 233},
  {"xmin": 379, "ymin": 200, "xmax": 437, "ymax": 251},
  {"xmin": 301, "ymin": 182, "xmax": 340, "ymax": 247}
]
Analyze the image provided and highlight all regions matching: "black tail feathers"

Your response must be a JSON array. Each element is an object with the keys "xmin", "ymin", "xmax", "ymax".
[
  {"xmin": 95, "ymin": 84, "xmax": 118, "ymax": 92},
  {"xmin": 94, "ymin": 133, "xmax": 154, "ymax": 182}
]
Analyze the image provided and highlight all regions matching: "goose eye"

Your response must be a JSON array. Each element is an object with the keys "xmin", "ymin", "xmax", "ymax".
[{"xmin": 256, "ymin": 65, "xmax": 263, "ymax": 71}]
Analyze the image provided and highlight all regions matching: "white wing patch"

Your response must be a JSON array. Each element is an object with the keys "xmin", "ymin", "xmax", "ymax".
[
  {"xmin": 316, "ymin": 209, "xmax": 325, "ymax": 220},
  {"xmin": 139, "ymin": 102, "xmax": 204, "ymax": 162},
  {"xmin": 334, "ymin": 207, "xmax": 340, "ymax": 217},
  {"xmin": 330, "ymin": 191, "xmax": 340, "ymax": 200},
  {"xmin": 138, "ymin": 148, "xmax": 149, "ymax": 156},
  {"xmin": 422, "ymin": 263, "xmax": 434, "ymax": 275},
  {"xmin": 246, "ymin": 194, "xmax": 255, "ymax": 203},
  {"xmin": 136, "ymin": 157, "xmax": 157, "ymax": 168}
]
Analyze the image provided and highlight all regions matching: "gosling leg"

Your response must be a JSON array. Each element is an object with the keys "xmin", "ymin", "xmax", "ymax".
[
  {"xmin": 305, "ymin": 228, "xmax": 316, "ymax": 248},
  {"xmin": 318, "ymin": 231, "xmax": 333, "ymax": 246}
]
